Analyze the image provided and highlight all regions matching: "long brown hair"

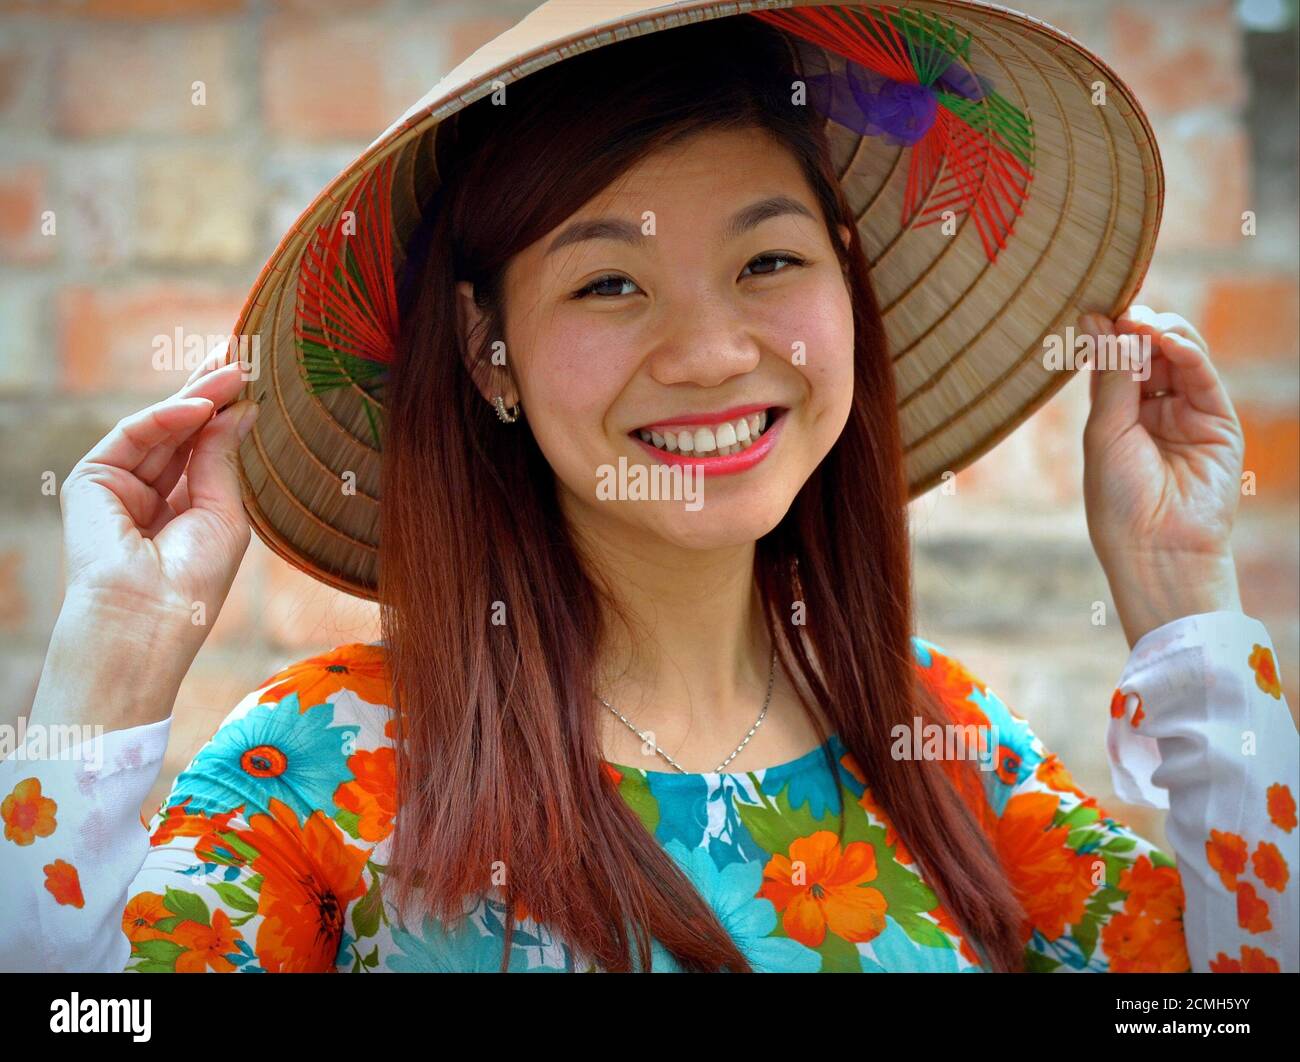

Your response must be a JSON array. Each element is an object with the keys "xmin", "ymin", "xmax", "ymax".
[{"xmin": 380, "ymin": 14, "xmax": 1028, "ymax": 972}]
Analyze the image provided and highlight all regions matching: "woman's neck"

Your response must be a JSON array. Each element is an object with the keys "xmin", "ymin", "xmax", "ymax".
[{"xmin": 565, "ymin": 496, "xmax": 820, "ymax": 771}]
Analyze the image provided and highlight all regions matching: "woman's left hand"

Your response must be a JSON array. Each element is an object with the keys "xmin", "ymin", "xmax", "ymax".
[{"xmin": 1080, "ymin": 304, "xmax": 1246, "ymax": 649}]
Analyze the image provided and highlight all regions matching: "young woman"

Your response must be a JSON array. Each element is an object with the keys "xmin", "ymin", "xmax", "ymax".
[{"xmin": 2, "ymin": 6, "xmax": 1296, "ymax": 974}]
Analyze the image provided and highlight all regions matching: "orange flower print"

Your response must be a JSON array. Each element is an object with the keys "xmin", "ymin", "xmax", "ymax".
[
  {"xmin": 172, "ymin": 908, "xmax": 242, "ymax": 973},
  {"xmin": 1109, "ymin": 689, "xmax": 1143, "ymax": 727},
  {"xmin": 1101, "ymin": 912, "xmax": 1189, "ymax": 973},
  {"xmin": 994, "ymin": 745, "xmax": 1023, "ymax": 786},
  {"xmin": 1251, "ymin": 841, "xmax": 1289, "ymax": 893},
  {"xmin": 916, "ymin": 649, "xmax": 990, "ymax": 710},
  {"xmin": 1235, "ymin": 882, "xmax": 1272, "ymax": 934},
  {"xmin": 122, "ymin": 892, "xmax": 170, "ymax": 943},
  {"xmin": 1117, "ymin": 855, "xmax": 1185, "ymax": 923},
  {"xmin": 599, "ymin": 761, "xmax": 623, "ymax": 788},
  {"xmin": 996, "ymin": 792, "xmax": 1097, "ymax": 943},
  {"xmin": 43, "ymin": 859, "xmax": 84, "ymax": 908},
  {"xmin": 335, "ymin": 746, "xmax": 397, "ymax": 843},
  {"xmin": 1248, "ymin": 644, "xmax": 1282, "ymax": 699},
  {"xmin": 1210, "ymin": 945, "xmax": 1280, "ymax": 973},
  {"xmin": 148, "ymin": 797, "xmax": 239, "ymax": 850},
  {"xmin": 1206, "ymin": 829, "xmax": 1249, "ymax": 891},
  {"xmin": 760, "ymin": 831, "xmax": 888, "ymax": 948},
  {"xmin": 1267, "ymin": 783, "xmax": 1296, "ymax": 833},
  {"xmin": 2, "ymin": 777, "xmax": 57, "ymax": 846},
  {"xmin": 259, "ymin": 643, "xmax": 390, "ymax": 711},
  {"xmin": 235, "ymin": 796, "xmax": 370, "ymax": 972},
  {"xmin": 1035, "ymin": 755, "xmax": 1106, "ymax": 816}
]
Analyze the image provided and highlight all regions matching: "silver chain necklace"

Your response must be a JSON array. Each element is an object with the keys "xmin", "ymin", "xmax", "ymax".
[{"xmin": 598, "ymin": 648, "xmax": 777, "ymax": 774}]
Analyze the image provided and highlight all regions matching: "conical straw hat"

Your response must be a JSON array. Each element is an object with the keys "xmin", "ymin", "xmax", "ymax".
[{"xmin": 232, "ymin": 0, "xmax": 1163, "ymax": 600}]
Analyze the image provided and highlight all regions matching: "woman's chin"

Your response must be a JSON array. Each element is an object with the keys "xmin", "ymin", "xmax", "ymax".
[{"xmin": 634, "ymin": 502, "xmax": 790, "ymax": 551}]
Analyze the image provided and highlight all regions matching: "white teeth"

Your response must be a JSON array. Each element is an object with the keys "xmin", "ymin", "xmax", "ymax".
[{"xmin": 635, "ymin": 408, "xmax": 776, "ymax": 457}]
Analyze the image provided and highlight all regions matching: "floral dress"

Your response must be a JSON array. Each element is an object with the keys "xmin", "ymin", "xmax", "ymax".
[{"xmin": 2, "ymin": 610, "xmax": 1296, "ymax": 973}]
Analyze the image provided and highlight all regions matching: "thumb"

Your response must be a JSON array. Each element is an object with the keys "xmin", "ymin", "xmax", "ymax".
[
  {"xmin": 182, "ymin": 399, "xmax": 259, "ymax": 533},
  {"xmin": 1082, "ymin": 313, "xmax": 1141, "ymax": 438}
]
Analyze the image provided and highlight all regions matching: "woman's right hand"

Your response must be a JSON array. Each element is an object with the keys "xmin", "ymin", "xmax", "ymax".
[{"xmin": 58, "ymin": 343, "xmax": 260, "ymax": 658}]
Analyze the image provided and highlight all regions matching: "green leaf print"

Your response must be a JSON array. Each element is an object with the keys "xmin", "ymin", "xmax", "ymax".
[
  {"xmin": 215, "ymin": 829, "xmax": 260, "ymax": 864},
  {"xmin": 1054, "ymin": 802, "xmax": 1101, "ymax": 830},
  {"xmin": 1023, "ymin": 948, "xmax": 1063, "ymax": 973},
  {"xmin": 733, "ymin": 776, "xmax": 833, "ymax": 855},
  {"xmin": 163, "ymin": 886, "xmax": 211, "ymax": 927},
  {"xmin": 209, "ymin": 882, "xmax": 260, "ymax": 914},
  {"xmin": 616, "ymin": 769, "xmax": 660, "ymax": 836},
  {"xmin": 335, "ymin": 808, "xmax": 363, "ymax": 840},
  {"xmin": 813, "ymin": 928, "xmax": 863, "ymax": 972},
  {"xmin": 132, "ymin": 938, "xmax": 185, "ymax": 964},
  {"xmin": 352, "ymin": 869, "xmax": 385, "ymax": 939},
  {"xmin": 1150, "ymin": 849, "xmax": 1176, "ymax": 869},
  {"xmin": 1072, "ymin": 910, "xmax": 1100, "ymax": 961}
]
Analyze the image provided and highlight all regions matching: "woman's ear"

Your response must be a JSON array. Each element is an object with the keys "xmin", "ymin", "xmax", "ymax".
[
  {"xmin": 837, "ymin": 223, "xmax": 851, "ymax": 252},
  {"xmin": 455, "ymin": 280, "xmax": 517, "ymax": 407}
]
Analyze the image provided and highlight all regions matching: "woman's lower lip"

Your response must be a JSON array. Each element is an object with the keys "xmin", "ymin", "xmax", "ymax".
[{"xmin": 628, "ymin": 411, "xmax": 785, "ymax": 476}]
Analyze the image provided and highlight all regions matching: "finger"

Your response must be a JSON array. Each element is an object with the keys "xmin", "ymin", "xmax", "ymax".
[
  {"xmin": 182, "ymin": 337, "xmax": 244, "ymax": 389},
  {"xmin": 157, "ymin": 399, "xmax": 257, "ymax": 546},
  {"xmin": 1083, "ymin": 313, "xmax": 1141, "ymax": 435},
  {"xmin": 135, "ymin": 363, "xmax": 247, "ymax": 482},
  {"xmin": 145, "ymin": 439, "xmax": 197, "ymax": 502},
  {"xmin": 1114, "ymin": 303, "xmax": 1208, "ymax": 355},
  {"xmin": 80, "ymin": 396, "xmax": 215, "ymax": 475},
  {"xmin": 1154, "ymin": 331, "xmax": 1236, "ymax": 420}
]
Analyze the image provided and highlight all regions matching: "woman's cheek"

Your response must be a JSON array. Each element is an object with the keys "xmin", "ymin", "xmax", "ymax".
[{"xmin": 523, "ymin": 328, "xmax": 635, "ymax": 468}]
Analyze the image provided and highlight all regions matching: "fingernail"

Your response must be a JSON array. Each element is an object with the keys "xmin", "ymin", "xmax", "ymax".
[{"xmin": 236, "ymin": 401, "xmax": 260, "ymax": 440}]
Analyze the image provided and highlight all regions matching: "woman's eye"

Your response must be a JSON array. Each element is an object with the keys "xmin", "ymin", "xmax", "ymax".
[
  {"xmin": 573, "ymin": 274, "xmax": 639, "ymax": 299},
  {"xmin": 742, "ymin": 252, "xmax": 806, "ymax": 277},
  {"xmin": 572, "ymin": 253, "xmax": 806, "ymax": 299}
]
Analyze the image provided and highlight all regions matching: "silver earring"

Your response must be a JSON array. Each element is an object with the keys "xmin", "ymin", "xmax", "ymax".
[{"xmin": 493, "ymin": 395, "xmax": 520, "ymax": 423}]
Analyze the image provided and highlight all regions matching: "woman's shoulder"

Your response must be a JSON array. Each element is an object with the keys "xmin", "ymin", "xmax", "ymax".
[{"xmin": 151, "ymin": 640, "xmax": 397, "ymax": 843}]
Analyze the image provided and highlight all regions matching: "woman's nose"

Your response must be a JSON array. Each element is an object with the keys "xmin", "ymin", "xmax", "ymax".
[{"xmin": 645, "ymin": 296, "xmax": 762, "ymax": 389}]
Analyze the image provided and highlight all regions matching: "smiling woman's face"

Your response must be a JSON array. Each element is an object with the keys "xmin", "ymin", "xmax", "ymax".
[{"xmin": 458, "ymin": 124, "xmax": 856, "ymax": 551}]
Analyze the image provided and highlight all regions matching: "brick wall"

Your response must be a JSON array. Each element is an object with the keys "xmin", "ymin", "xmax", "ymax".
[{"xmin": 0, "ymin": 0, "xmax": 1296, "ymax": 852}]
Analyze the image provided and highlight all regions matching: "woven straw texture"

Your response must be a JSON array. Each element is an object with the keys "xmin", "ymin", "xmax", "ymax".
[{"xmin": 233, "ymin": 0, "xmax": 1163, "ymax": 600}]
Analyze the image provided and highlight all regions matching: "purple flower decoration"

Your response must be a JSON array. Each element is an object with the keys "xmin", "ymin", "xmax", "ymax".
[{"xmin": 803, "ymin": 55, "xmax": 993, "ymax": 146}]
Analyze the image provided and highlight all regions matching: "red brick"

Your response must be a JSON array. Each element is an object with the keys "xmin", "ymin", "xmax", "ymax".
[
  {"xmin": 2, "ymin": 0, "xmax": 245, "ymax": 15},
  {"xmin": 135, "ymin": 149, "xmax": 256, "ymax": 265},
  {"xmin": 1107, "ymin": 0, "xmax": 1247, "ymax": 115},
  {"xmin": 0, "ymin": 163, "xmax": 54, "ymax": 264},
  {"xmin": 447, "ymin": 16, "xmax": 518, "ymax": 68},
  {"xmin": 57, "ymin": 284, "xmax": 246, "ymax": 396},
  {"xmin": 0, "ymin": 46, "xmax": 28, "ymax": 115},
  {"xmin": 1155, "ymin": 122, "xmax": 1250, "ymax": 250},
  {"xmin": 54, "ymin": 25, "xmax": 239, "ymax": 137},
  {"xmin": 0, "ymin": 548, "xmax": 27, "ymax": 633},
  {"xmin": 1201, "ymin": 275, "xmax": 1300, "ymax": 363},
  {"xmin": 1238, "ymin": 404, "xmax": 1300, "ymax": 501},
  {"xmin": 261, "ymin": 19, "xmax": 395, "ymax": 140}
]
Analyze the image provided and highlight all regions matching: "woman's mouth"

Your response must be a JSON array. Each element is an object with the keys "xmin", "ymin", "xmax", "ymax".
[{"xmin": 626, "ymin": 404, "xmax": 787, "ymax": 475}]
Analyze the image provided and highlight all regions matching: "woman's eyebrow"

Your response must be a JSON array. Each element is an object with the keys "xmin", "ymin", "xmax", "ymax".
[{"xmin": 544, "ymin": 195, "xmax": 817, "ymax": 258}]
